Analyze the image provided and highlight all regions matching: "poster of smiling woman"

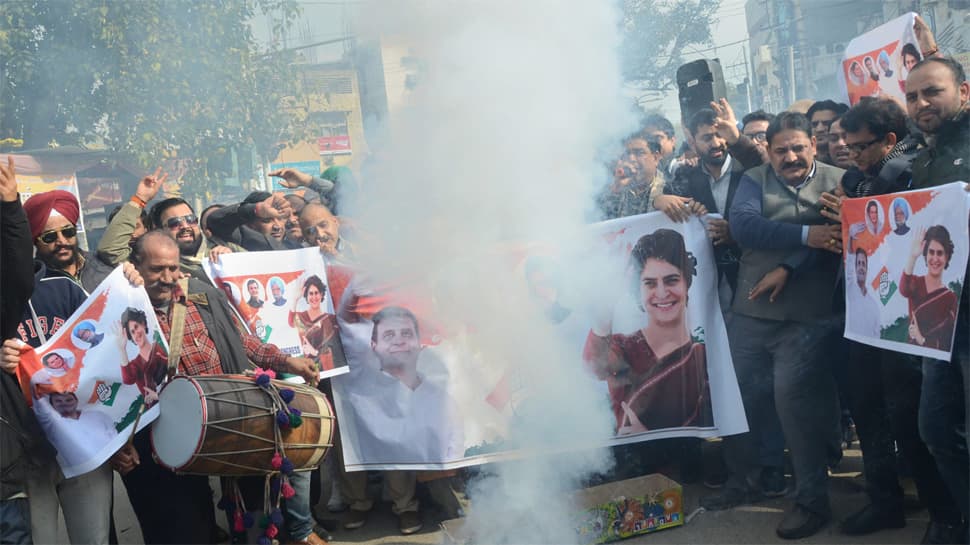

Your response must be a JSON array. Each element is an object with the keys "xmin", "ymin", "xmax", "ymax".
[
  {"xmin": 838, "ymin": 12, "xmax": 919, "ymax": 105},
  {"xmin": 14, "ymin": 267, "xmax": 168, "ymax": 478},
  {"xmin": 204, "ymin": 246, "xmax": 349, "ymax": 379},
  {"xmin": 841, "ymin": 182, "xmax": 970, "ymax": 360},
  {"xmin": 332, "ymin": 212, "xmax": 747, "ymax": 471}
]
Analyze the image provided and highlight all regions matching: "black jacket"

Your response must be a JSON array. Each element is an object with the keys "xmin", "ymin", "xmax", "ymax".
[
  {"xmin": 1, "ymin": 200, "xmax": 56, "ymax": 498},
  {"xmin": 664, "ymin": 135, "xmax": 765, "ymax": 295}
]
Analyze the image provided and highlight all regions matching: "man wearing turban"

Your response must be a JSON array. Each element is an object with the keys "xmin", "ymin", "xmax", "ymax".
[{"xmin": 23, "ymin": 189, "xmax": 111, "ymax": 292}]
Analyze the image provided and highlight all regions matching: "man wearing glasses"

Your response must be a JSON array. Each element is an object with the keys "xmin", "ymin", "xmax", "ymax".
[
  {"xmin": 806, "ymin": 100, "xmax": 849, "ymax": 166},
  {"xmin": 741, "ymin": 110, "xmax": 775, "ymax": 157},
  {"xmin": 23, "ymin": 190, "xmax": 112, "ymax": 293}
]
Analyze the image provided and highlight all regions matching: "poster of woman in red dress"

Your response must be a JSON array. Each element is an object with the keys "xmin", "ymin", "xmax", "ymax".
[{"xmin": 583, "ymin": 229, "xmax": 714, "ymax": 434}]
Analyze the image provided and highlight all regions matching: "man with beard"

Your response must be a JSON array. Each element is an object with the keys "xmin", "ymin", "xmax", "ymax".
[
  {"xmin": 655, "ymin": 101, "xmax": 788, "ymax": 495},
  {"xmin": 97, "ymin": 168, "xmax": 162, "ymax": 266},
  {"xmin": 111, "ymin": 231, "xmax": 324, "ymax": 545},
  {"xmin": 806, "ymin": 100, "xmax": 849, "ymax": 165},
  {"xmin": 147, "ymin": 197, "xmax": 233, "ymax": 281},
  {"xmin": 205, "ymin": 191, "xmax": 293, "ymax": 252},
  {"xmin": 904, "ymin": 56, "xmax": 970, "ymax": 540},
  {"xmin": 701, "ymin": 112, "xmax": 845, "ymax": 539},
  {"xmin": 824, "ymin": 116, "xmax": 854, "ymax": 170},
  {"xmin": 23, "ymin": 190, "xmax": 113, "ymax": 293},
  {"xmin": 655, "ymin": 102, "xmax": 765, "ymax": 297}
]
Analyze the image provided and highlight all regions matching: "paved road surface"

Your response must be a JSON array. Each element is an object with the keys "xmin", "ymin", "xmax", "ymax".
[{"xmin": 99, "ymin": 447, "xmax": 927, "ymax": 545}]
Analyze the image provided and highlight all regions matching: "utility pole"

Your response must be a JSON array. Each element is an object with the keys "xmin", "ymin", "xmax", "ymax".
[
  {"xmin": 788, "ymin": 45, "xmax": 796, "ymax": 104},
  {"xmin": 742, "ymin": 47, "xmax": 753, "ymax": 113}
]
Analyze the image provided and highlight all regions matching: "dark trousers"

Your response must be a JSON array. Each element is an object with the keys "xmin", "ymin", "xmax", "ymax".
[
  {"xmin": 121, "ymin": 431, "xmax": 216, "ymax": 544},
  {"xmin": 919, "ymin": 318, "xmax": 970, "ymax": 521},
  {"xmin": 0, "ymin": 498, "xmax": 31, "ymax": 545},
  {"xmin": 845, "ymin": 341, "xmax": 962, "ymax": 523},
  {"xmin": 723, "ymin": 315, "xmax": 841, "ymax": 516}
]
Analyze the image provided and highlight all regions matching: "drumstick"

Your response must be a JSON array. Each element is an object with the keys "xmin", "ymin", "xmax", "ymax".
[{"xmin": 126, "ymin": 402, "xmax": 146, "ymax": 448}]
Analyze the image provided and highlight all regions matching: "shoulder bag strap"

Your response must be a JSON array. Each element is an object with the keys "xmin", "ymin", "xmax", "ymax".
[{"xmin": 166, "ymin": 278, "xmax": 190, "ymax": 379}]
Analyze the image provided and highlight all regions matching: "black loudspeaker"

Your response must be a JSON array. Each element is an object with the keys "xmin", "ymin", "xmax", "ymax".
[{"xmin": 677, "ymin": 59, "xmax": 727, "ymax": 125}]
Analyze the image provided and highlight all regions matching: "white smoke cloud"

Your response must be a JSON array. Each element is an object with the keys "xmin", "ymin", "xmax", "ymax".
[{"xmin": 350, "ymin": 1, "xmax": 636, "ymax": 542}]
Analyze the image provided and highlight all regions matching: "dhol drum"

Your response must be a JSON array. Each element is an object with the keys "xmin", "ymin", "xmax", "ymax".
[{"xmin": 151, "ymin": 374, "xmax": 334, "ymax": 475}]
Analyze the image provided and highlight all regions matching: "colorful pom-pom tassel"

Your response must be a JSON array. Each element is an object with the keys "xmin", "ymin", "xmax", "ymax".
[
  {"xmin": 289, "ymin": 413, "xmax": 303, "ymax": 428},
  {"xmin": 233, "ymin": 510, "xmax": 244, "ymax": 533},
  {"xmin": 259, "ymin": 514, "xmax": 270, "ymax": 529},
  {"xmin": 281, "ymin": 481, "xmax": 295, "ymax": 499},
  {"xmin": 258, "ymin": 537, "xmax": 271, "ymax": 545},
  {"xmin": 270, "ymin": 508, "xmax": 284, "ymax": 526},
  {"xmin": 243, "ymin": 512, "xmax": 255, "ymax": 529},
  {"xmin": 271, "ymin": 452, "xmax": 282, "ymax": 470},
  {"xmin": 256, "ymin": 373, "xmax": 271, "ymax": 387},
  {"xmin": 280, "ymin": 389, "xmax": 295, "ymax": 403},
  {"xmin": 281, "ymin": 458, "xmax": 294, "ymax": 475},
  {"xmin": 276, "ymin": 410, "xmax": 291, "ymax": 428},
  {"xmin": 265, "ymin": 523, "xmax": 279, "ymax": 539}
]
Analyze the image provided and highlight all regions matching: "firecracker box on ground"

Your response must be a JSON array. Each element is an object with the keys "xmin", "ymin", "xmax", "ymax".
[{"xmin": 440, "ymin": 473, "xmax": 683, "ymax": 544}]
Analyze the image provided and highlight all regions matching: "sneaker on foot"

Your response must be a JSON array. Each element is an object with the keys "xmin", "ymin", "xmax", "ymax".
[
  {"xmin": 776, "ymin": 505, "xmax": 829, "ymax": 540},
  {"xmin": 343, "ymin": 509, "xmax": 367, "ymax": 530},
  {"xmin": 398, "ymin": 511, "xmax": 423, "ymax": 535},
  {"xmin": 760, "ymin": 467, "xmax": 788, "ymax": 498},
  {"xmin": 839, "ymin": 503, "xmax": 905, "ymax": 535}
]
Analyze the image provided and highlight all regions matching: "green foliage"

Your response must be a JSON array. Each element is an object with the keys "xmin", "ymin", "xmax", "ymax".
[
  {"xmin": 881, "ymin": 314, "xmax": 909, "ymax": 343},
  {"xmin": 620, "ymin": 0, "xmax": 721, "ymax": 93},
  {"xmin": 0, "ymin": 0, "xmax": 308, "ymax": 198}
]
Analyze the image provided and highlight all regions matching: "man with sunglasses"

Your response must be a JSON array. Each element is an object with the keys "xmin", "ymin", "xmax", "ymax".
[
  {"xmin": 806, "ymin": 100, "xmax": 849, "ymax": 166},
  {"xmin": 97, "ymin": 168, "xmax": 164, "ymax": 266},
  {"xmin": 146, "ymin": 197, "xmax": 234, "ymax": 281},
  {"xmin": 23, "ymin": 190, "xmax": 113, "ymax": 293}
]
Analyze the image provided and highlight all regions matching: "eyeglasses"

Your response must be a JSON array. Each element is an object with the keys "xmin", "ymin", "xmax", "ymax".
[
  {"xmin": 37, "ymin": 226, "xmax": 78, "ymax": 244},
  {"xmin": 745, "ymin": 131, "xmax": 767, "ymax": 142},
  {"xmin": 164, "ymin": 214, "xmax": 199, "ymax": 230},
  {"xmin": 846, "ymin": 137, "xmax": 882, "ymax": 155}
]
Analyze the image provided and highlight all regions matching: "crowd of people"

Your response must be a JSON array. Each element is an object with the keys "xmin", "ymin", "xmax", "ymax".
[
  {"xmin": 1, "ymin": 14, "xmax": 969, "ymax": 545},
  {"xmin": 597, "ymin": 35, "xmax": 968, "ymax": 544}
]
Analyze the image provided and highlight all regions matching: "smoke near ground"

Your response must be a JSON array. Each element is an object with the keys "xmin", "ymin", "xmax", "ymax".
[{"xmin": 351, "ymin": 1, "xmax": 636, "ymax": 542}]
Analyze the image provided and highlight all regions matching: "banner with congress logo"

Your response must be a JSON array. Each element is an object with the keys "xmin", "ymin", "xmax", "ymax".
[
  {"xmin": 332, "ymin": 212, "xmax": 747, "ymax": 471},
  {"xmin": 203, "ymin": 247, "xmax": 349, "ymax": 379},
  {"xmin": 15, "ymin": 267, "xmax": 168, "ymax": 478},
  {"xmin": 838, "ymin": 12, "xmax": 919, "ymax": 105},
  {"xmin": 841, "ymin": 182, "xmax": 970, "ymax": 360}
]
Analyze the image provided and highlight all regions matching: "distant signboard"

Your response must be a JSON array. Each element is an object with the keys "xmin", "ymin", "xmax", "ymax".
[{"xmin": 317, "ymin": 135, "xmax": 352, "ymax": 156}]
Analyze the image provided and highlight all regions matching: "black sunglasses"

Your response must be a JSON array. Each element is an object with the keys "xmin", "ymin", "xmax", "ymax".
[
  {"xmin": 165, "ymin": 214, "xmax": 199, "ymax": 230},
  {"xmin": 37, "ymin": 226, "xmax": 78, "ymax": 244}
]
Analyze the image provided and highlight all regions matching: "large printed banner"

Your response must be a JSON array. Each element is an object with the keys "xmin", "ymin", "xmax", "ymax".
[
  {"xmin": 333, "ymin": 212, "xmax": 747, "ymax": 471},
  {"xmin": 203, "ymin": 247, "xmax": 349, "ymax": 379},
  {"xmin": 842, "ymin": 183, "xmax": 970, "ymax": 360},
  {"xmin": 16, "ymin": 268, "xmax": 167, "ymax": 478},
  {"xmin": 839, "ymin": 12, "xmax": 919, "ymax": 105}
]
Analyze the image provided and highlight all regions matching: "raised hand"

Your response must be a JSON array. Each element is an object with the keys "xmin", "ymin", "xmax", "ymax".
[
  {"xmin": 254, "ymin": 192, "xmax": 292, "ymax": 220},
  {"xmin": 135, "ymin": 167, "xmax": 168, "ymax": 203},
  {"xmin": 0, "ymin": 156, "xmax": 18, "ymax": 202},
  {"xmin": 914, "ymin": 15, "xmax": 939, "ymax": 56},
  {"xmin": 268, "ymin": 168, "xmax": 313, "ymax": 189},
  {"xmin": 710, "ymin": 98, "xmax": 741, "ymax": 145}
]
